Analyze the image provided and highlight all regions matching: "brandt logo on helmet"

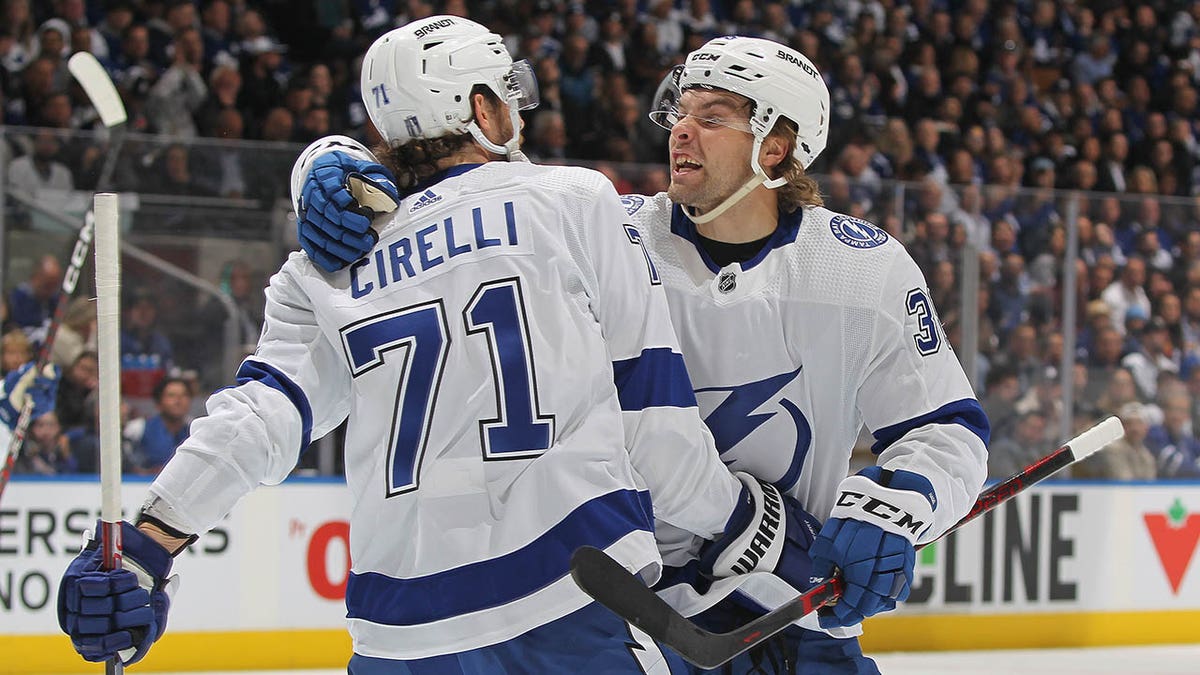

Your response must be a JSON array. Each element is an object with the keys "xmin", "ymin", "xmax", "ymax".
[
  {"xmin": 620, "ymin": 195, "xmax": 645, "ymax": 215},
  {"xmin": 404, "ymin": 115, "xmax": 422, "ymax": 138},
  {"xmin": 718, "ymin": 271, "xmax": 737, "ymax": 293},
  {"xmin": 414, "ymin": 18, "xmax": 455, "ymax": 39},
  {"xmin": 830, "ymin": 215, "xmax": 888, "ymax": 249},
  {"xmin": 408, "ymin": 189, "xmax": 442, "ymax": 214},
  {"xmin": 775, "ymin": 50, "xmax": 820, "ymax": 79}
]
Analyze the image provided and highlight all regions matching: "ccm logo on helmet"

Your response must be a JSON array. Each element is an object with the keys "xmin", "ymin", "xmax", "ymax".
[
  {"xmin": 414, "ymin": 18, "xmax": 455, "ymax": 38},
  {"xmin": 775, "ymin": 50, "xmax": 820, "ymax": 79},
  {"xmin": 835, "ymin": 490, "xmax": 926, "ymax": 535},
  {"xmin": 691, "ymin": 52, "xmax": 720, "ymax": 62}
]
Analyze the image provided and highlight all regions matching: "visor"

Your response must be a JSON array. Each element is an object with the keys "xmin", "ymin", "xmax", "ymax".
[
  {"xmin": 506, "ymin": 59, "xmax": 539, "ymax": 111},
  {"xmin": 647, "ymin": 66, "xmax": 753, "ymax": 134}
]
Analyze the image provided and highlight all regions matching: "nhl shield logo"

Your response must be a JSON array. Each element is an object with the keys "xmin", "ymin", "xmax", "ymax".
[{"xmin": 718, "ymin": 271, "xmax": 737, "ymax": 293}]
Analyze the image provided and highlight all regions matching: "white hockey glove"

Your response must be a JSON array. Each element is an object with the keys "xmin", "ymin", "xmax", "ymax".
[{"xmin": 699, "ymin": 472, "xmax": 821, "ymax": 591}]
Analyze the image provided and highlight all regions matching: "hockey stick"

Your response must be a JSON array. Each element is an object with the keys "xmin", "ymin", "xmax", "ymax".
[
  {"xmin": 0, "ymin": 53, "xmax": 126, "ymax": 503},
  {"xmin": 571, "ymin": 416, "xmax": 1125, "ymax": 669},
  {"xmin": 94, "ymin": 193, "xmax": 125, "ymax": 675}
]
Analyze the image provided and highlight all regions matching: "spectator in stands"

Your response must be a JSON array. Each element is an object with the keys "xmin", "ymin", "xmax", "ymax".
[
  {"xmin": 8, "ymin": 128, "xmax": 74, "ymax": 194},
  {"xmin": 97, "ymin": 2, "xmax": 136, "ymax": 62},
  {"xmin": 526, "ymin": 108, "xmax": 567, "ymax": 163},
  {"xmin": 119, "ymin": 288, "xmax": 174, "ymax": 411},
  {"xmin": 126, "ymin": 375, "xmax": 193, "ymax": 475},
  {"xmin": 148, "ymin": 0, "xmax": 199, "ymax": 68},
  {"xmin": 1085, "ymin": 324, "xmax": 1127, "ymax": 401},
  {"xmin": 1095, "ymin": 132, "xmax": 1130, "ymax": 194},
  {"xmin": 50, "ymin": 296, "xmax": 95, "ymax": 369},
  {"xmin": 1074, "ymin": 401, "xmax": 1157, "ymax": 480},
  {"xmin": 200, "ymin": 0, "xmax": 235, "ymax": 73},
  {"xmin": 236, "ymin": 34, "xmax": 287, "ymax": 122},
  {"xmin": 194, "ymin": 258, "xmax": 262, "ymax": 384},
  {"xmin": 1, "ymin": 329, "xmax": 33, "ymax": 375},
  {"xmin": 1015, "ymin": 365, "xmax": 1064, "ymax": 445},
  {"xmin": 1102, "ymin": 256, "xmax": 1151, "ymax": 335},
  {"xmin": 65, "ymin": 389, "xmax": 134, "ymax": 474},
  {"xmin": 195, "ymin": 107, "xmax": 246, "ymax": 197},
  {"xmin": 988, "ymin": 409, "xmax": 1049, "ymax": 480},
  {"xmin": 110, "ymin": 23, "xmax": 157, "ymax": 93},
  {"xmin": 149, "ymin": 142, "xmax": 212, "ymax": 196},
  {"xmin": 145, "ymin": 26, "xmax": 207, "ymax": 138},
  {"xmin": 990, "ymin": 252, "xmax": 1031, "ymax": 338},
  {"xmin": 8, "ymin": 254, "xmax": 62, "ymax": 338},
  {"xmin": 55, "ymin": 349, "xmax": 98, "ymax": 431},
  {"xmin": 1146, "ymin": 390, "xmax": 1200, "ymax": 478},
  {"xmin": 982, "ymin": 364, "xmax": 1022, "ymax": 442},
  {"xmin": 1123, "ymin": 318, "xmax": 1181, "ymax": 400},
  {"xmin": 196, "ymin": 63, "xmax": 241, "ymax": 137},
  {"xmin": 1072, "ymin": 33, "xmax": 1117, "ymax": 86},
  {"xmin": 15, "ymin": 410, "xmax": 76, "ymax": 475}
]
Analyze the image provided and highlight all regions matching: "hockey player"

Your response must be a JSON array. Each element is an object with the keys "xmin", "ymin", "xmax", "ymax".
[
  {"xmin": 292, "ymin": 35, "xmax": 991, "ymax": 674},
  {"xmin": 56, "ymin": 19, "xmax": 826, "ymax": 675}
]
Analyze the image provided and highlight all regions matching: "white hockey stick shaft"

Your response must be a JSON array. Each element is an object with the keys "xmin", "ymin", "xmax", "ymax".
[{"xmin": 94, "ymin": 193, "xmax": 124, "ymax": 675}]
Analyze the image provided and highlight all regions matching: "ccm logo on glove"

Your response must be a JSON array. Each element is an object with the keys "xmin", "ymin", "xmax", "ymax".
[{"xmin": 833, "ymin": 491, "xmax": 927, "ymax": 536}]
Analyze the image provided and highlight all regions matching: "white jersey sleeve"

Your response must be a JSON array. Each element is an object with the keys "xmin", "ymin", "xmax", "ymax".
[
  {"xmin": 567, "ymin": 179, "xmax": 739, "ymax": 538},
  {"xmin": 147, "ymin": 255, "xmax": 352, "ymax": 534},
  {"xmin": 854, "ymin": 245, "xmax": 989, "ymax": 542}
]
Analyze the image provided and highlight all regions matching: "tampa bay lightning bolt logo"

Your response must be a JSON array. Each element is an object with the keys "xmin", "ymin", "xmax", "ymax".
[
  {"xmin": 620, "ymin": 194, "xmax": 645, "ymax": 216},
  {"xmin": 695, "ymin": 366, "xmax": 811, "ymax": 491},
  {"xmin": 829, "ymin": 215, "xmax": 888, "ymax": 249}
]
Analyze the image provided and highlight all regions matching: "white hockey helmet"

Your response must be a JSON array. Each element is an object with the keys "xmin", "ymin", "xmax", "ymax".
[
  {"xmin": 650, "ymin": 36, "xmax": 830, "ymax": 184},
  {"xmin": 361, "ymin": 16, "xmax": 538, "ymax": 159}
]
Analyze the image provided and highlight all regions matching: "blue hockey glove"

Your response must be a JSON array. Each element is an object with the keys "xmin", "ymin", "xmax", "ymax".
[
  {"xmin": 811, "ymin": 466, "xmax": 935, "ymax": 628},
  {"xmin": 699, "ymin": 472, "xmax": 821, "ymax": 593},
  {"xmin": 297, "ymin": 151, "xmax": 399, "ymax": 272},
  {"xmin": 0, "ymin": 361, "xmax": 58, "ymax": 429},
  {"xmin": 58, "ymin": 521, "xmax": 178, "ymax": 665}
]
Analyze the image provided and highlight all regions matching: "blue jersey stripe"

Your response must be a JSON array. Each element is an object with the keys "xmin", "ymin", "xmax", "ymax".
[
  {"xmin": 612, "ymin": 347, "xmax": 698, "ymax": 410},
  {"xmin": 346, "ymin": 489, "xmax": 654, "ymax": 626},
  {"xmin": 870, "ymin": 398, "xmax": 990, "ymax": 455},
  {"xmin": 235, "ymin": 359, "xmax": 314, "ymax": 454}
]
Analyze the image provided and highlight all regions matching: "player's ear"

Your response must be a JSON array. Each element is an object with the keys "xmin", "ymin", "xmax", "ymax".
[
  {"xmin": 471, "ymin": 91, "xmax": 503, "ymax": 143},
  {"xmin": 758, "ymin": 132, "xmax": 788, "ymax": 175}
]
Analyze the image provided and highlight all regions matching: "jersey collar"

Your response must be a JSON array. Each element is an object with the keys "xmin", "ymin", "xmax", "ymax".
[
  {"xmin": 669, "ymin": 203, "xmax": 804, "ymax": 274},
  {"xmin": 409, "ymin": 162, "xmax": 486, "ymax": 195}
]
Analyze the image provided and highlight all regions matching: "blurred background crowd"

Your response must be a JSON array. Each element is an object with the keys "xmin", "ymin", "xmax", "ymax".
[{"xmin": 4, "ymin": 0, "xmax": 1200, "ymax": 481}]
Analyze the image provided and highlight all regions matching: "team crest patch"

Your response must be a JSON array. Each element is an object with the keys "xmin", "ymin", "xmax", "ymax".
[
  {"xmin": 829, "ymin": 215, "xmax": 888, "ymax": 249},
  {"xmin": 621, "ymin": 195, "xmax": 645, "ymax": 215}
]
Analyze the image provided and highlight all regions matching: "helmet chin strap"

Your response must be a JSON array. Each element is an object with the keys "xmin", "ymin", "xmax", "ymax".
[
  {"xmin": 686, "ymin": 173, "xmax": 765, "ymax": 224},
  {"xmin": 685, "ymin": 135, "xmax": 782, "ymax": 224},
  {"xmin": 467, "ymin": 103, "xmax": 528, "ymax": 162}
]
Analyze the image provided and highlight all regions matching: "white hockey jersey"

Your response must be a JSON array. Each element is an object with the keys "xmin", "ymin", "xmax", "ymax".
[
  {"xmin": 624, "ymin": 193, "xmax": 990, "ymax": 634},
  {"xmin": 145, "ymin": 164, "xmax": 740, "ymax": 659}
]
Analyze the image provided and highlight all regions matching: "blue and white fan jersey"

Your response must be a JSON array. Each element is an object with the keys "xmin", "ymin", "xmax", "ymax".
[
  {"xmin": 623, "ymin": 193, "xmax": 989, "ymax": 636},
  {"xmin": 145, "ymin": 164, "xmax": 740, "ymax": 659}
]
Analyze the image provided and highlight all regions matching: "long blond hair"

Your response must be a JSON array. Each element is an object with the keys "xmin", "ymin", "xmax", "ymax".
[{"xmin": 769, "ymin": 117, "xmax": 823, "ymax": 213}]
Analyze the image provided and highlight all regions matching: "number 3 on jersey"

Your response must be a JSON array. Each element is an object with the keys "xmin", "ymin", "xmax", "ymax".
[
  {"xmin": 905, "ymin": 288, "xmax": 945, "ymax": 356},
  {"xmin": 341, "ymin": 278, "xmax": 554, "ymax": 497}
]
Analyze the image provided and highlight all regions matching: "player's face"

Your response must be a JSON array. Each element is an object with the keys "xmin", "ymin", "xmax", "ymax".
[{"xmin": 665, "ymin": 89, "xmax": 756, "ymax": 213}]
